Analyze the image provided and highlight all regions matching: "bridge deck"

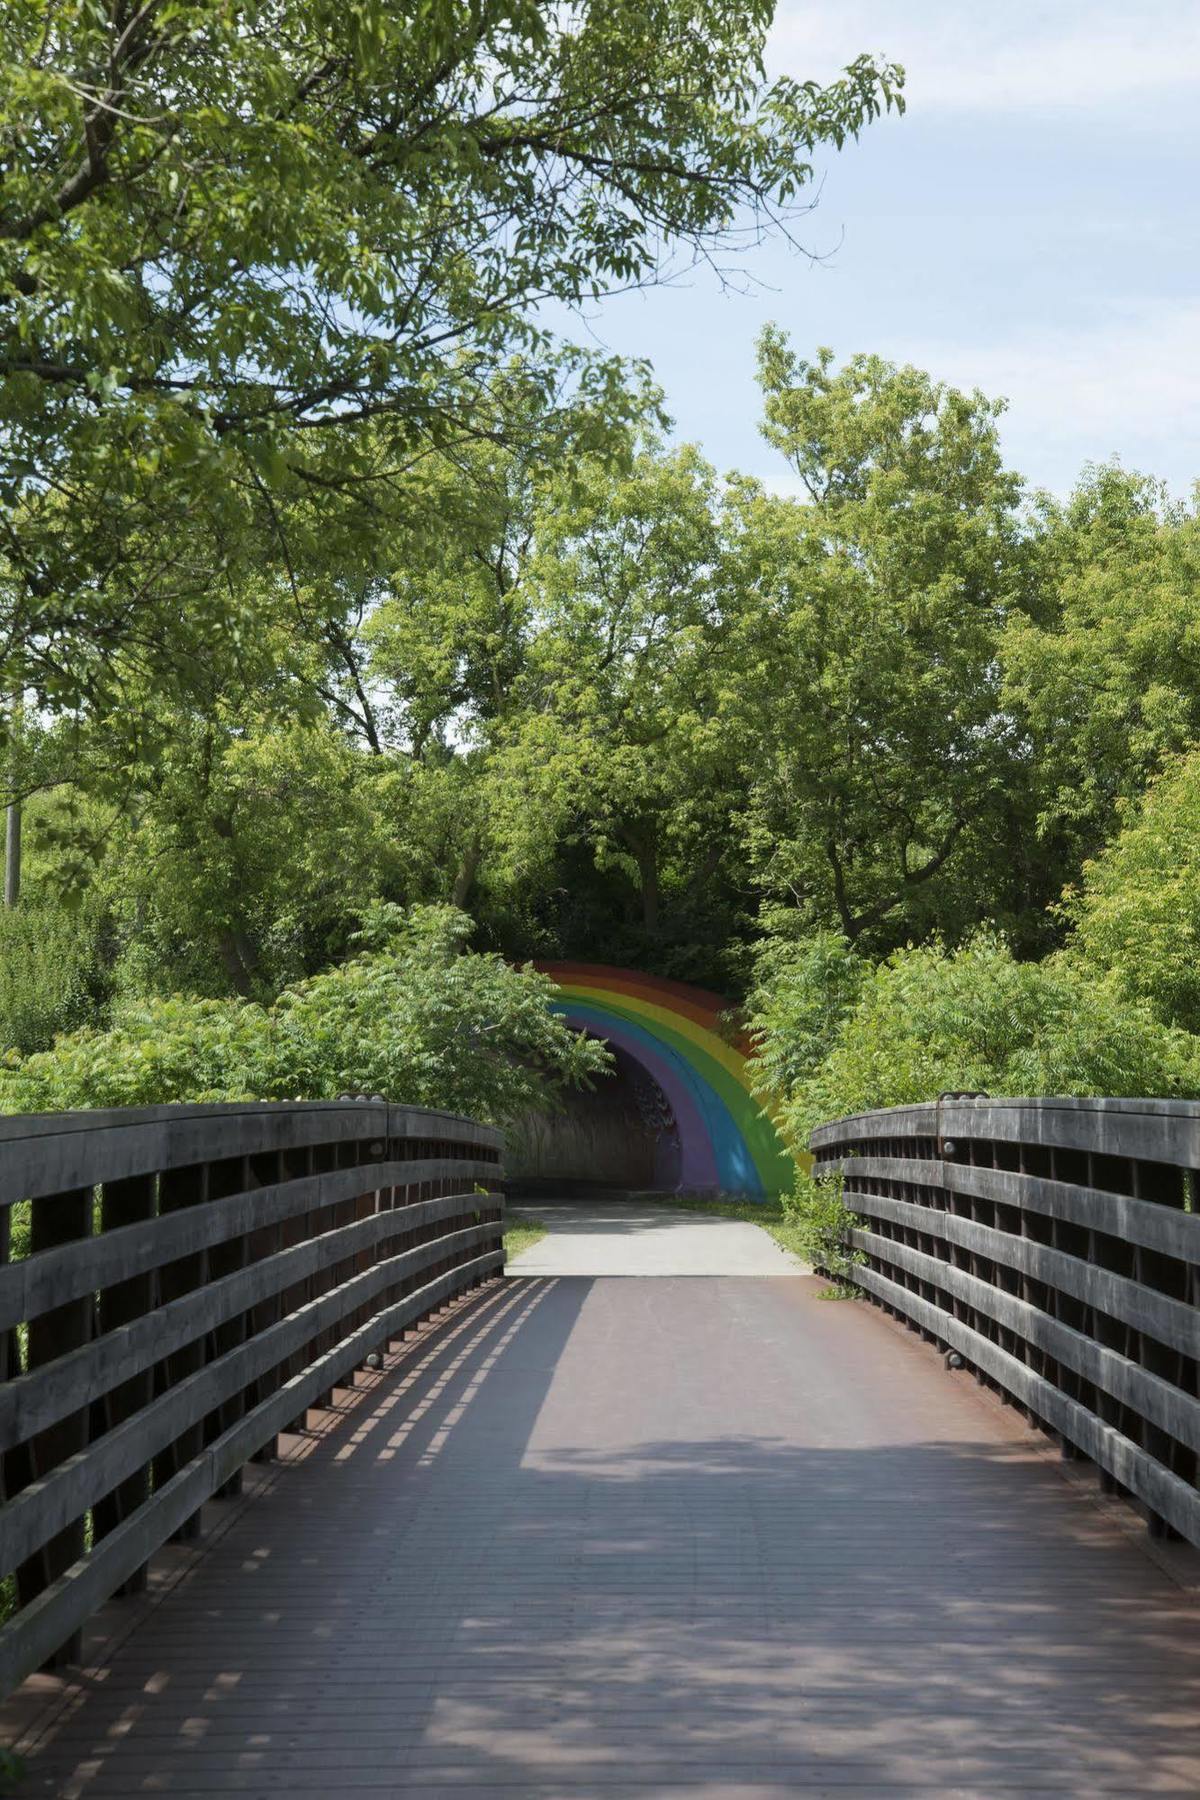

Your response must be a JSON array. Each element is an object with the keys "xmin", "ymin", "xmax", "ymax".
[{"xmin": 9, "ymin": 1268, "xmax": 1200, "ymax": 1797}]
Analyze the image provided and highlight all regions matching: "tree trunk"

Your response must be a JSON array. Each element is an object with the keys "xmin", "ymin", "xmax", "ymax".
[
  {"xmin": 452, "ymin": 839, "xmax": 482, "ymax": 910},
  {"xmin": 217, "ymin": 930, "xmax": 257, "ymax": 997},
  {"xmin": 636, "ymin": 840, "xmax": 659, "ymax": 933}
]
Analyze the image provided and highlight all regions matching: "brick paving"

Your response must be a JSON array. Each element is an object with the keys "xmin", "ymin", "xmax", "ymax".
[{"xmin": 9, "ymin": 1271, "xmax": 1200, "ymax": 1797}]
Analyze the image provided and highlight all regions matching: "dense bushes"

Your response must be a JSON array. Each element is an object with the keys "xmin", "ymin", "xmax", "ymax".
[
  {"xmin": 0, "ymin": 906, "xmax": 608, "ymax": 1123},
  {"xmin": 748, "ymin": 929, "xmax": 1200, "ymax": 1147},
  {"xmin": 0, "ymin": 903, "xmax": 108, "ymax": 1056},
  {"xmin": 1067, "ymin": 750, "xmax": 1200, "ymax": 1032}
]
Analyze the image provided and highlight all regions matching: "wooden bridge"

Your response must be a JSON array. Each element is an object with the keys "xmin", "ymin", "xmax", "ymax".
[{"xmin": 0, "ymin": 1098, "xmax": 1197, "ymax": 1795}]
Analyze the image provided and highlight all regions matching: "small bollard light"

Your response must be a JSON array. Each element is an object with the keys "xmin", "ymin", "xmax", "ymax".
[
  {"xmin": 364, "ymin": 1352, "xmax": 382, "ymax": 1371},
  {"xmin": 945, "ymin": 1350, "xmax": 965, "ymax": 1371},
  {"xmin": 942, "ymin": 1139, "xmax": 957, "ymax": 1155}
]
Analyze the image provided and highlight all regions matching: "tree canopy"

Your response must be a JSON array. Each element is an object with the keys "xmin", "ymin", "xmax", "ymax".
[
  {"xmin": 5, "ymin": 11, "xmax": 1200, "ymax": 1145},
  {"xmin": 10, "ymin": 325, "xmax": 1200, "ymax": 1135},
  {"xmin": 0, "ymin": 0, "xmax": 901, "ymax": 721}
]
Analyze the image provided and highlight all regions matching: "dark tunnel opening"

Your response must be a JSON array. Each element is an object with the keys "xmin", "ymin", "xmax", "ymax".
[{"xmin": 506, "ymin": 1042, "xmax": 681, "ymax": 1199}]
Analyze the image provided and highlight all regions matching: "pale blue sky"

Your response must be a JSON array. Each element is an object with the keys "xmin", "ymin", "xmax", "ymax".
[{"xmin": 570, "ymin": 1, "xmax": 1200, "ymax": 499}]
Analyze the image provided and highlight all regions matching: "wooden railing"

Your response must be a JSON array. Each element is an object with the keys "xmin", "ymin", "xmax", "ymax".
[
  {"xmin": 811, "ymin": 1096, "xmax": 1200, "ymax": 1548},
  {"xmin": 0, "ymin": 1100, "xmax": 504, "ymax": 1693}
]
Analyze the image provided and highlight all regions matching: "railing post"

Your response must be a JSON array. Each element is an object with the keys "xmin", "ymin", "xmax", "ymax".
[
  {"xmin": 248, "ymin": 1148, "xmax": 287, "ymax": 1463},
  {"xmin": 308, "ymin": 1139, "xmax": 339, "ymax": 1412},
  {"xmin": 153, "ymin": 1162, "xmax": 208, "ymax": 1542},
  {"xmin": 206, "ymin": 1156, "xmax": 252, "ymax": 1499},
  {"xmin": 16, "ymin": 1185, "xmax": 94, "ymax": 1666},
  {"xmin": 92, "ymin": 1172, "xmax": 158, "ymax": 1594},
  {"xmin": 283, "ymin": 1144, "xmax": 316, "ymax": 1434}
]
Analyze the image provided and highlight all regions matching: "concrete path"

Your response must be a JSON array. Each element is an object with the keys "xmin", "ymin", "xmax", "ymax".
[
  {"xmin": 507, "ymin": 1198, "xmax": 806, "ymax": 1276},
  {"xmin": 12, "ymin": 1272, "xmax": 1199, "ymax": 1797}
]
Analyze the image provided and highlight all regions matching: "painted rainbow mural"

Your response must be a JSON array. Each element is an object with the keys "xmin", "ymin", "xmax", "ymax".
[{"xmin": 535, "ymin": 962, "xmax": 797, "ymax": 1200}]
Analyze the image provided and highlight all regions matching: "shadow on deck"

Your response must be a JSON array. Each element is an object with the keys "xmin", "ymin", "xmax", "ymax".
[{"xmin": 6, "ymin": 1272, "xmax": 1200, "ymax": 1797}]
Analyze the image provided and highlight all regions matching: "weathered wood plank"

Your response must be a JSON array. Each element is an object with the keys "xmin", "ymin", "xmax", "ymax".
[
  {"xmin": 0, "ymin": 1190, "xmax": 500, "ymax": 1451},
  {"xmin": 0, "ymin": 1103, "xmax": 501, "ymax": 1208},
  {"xmin": 814, "ymin": 1093, "xmax": 1200, "ymax": 1168},
  {"xmin": 810, "ymin": 1104, "xmax": 936, "ymax": 1150},
  {"xmin": 940, "ymin": 1096, "xmax": 1200, "ymax": 1167},
  {"xmin": 0, "ymin": 1247, "xmax": 502, "ymax": 1697},
  {"xmin": 0, "ymin": 1220, "xmax": 498, "ymax": 1576},
  {"xmin": 831, "ymin": 1154, "xmax": 1200, "ymax": 1264},
  {"xmin": 0, "ymin": 1157, "xmax": 500, "ymax": 1332}
]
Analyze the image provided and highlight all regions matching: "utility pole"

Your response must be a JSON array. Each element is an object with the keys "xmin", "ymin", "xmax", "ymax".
[
  {"xmin": 4, "ymin": 691, "xmax": 21, "ymax": 910},
  {"xmin": 4, "ymin": 794, "xmax": 19, "ymax": 910}
]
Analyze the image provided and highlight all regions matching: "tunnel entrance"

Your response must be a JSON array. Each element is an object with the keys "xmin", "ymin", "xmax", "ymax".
[
  {"xmin": 507, "ymin": 1042, "xmax": 681, "ymax": 1198},
  {"xmin": 514, "ymin": 961, "xmax": 796, "ymax": 1199}
]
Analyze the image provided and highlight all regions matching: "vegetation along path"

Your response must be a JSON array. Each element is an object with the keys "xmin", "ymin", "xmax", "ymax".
[{"xmin": 9, "ymin": 1220, "xmax": 1200, "ymax": 1797}]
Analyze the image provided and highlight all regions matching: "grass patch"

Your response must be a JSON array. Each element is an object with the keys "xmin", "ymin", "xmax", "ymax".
[
  {"xmin": 503, "ymin": 1215, "xmax": 548, "ymax": 1263},
  {"xmin": 628, "ymin": 1192, "xmax": 811, "ymax": 1265}
]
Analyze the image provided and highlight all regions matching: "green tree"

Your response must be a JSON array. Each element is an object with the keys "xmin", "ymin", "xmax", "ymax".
[
  {"xmin": 95, "ymin": 719, "xmax": 418, "ymax": 999},
  {"xmin": 1066, "ymin": 749, "xmax": 1200, "ymax": 1033},
  {"xmin": 1002, "ymin": 465, "xmax": 1200, "ymax": 865},
  {"xmin": 491, "ymin": 444, "xmax": 737, "ymax": 941},
  {"xmin": 362, "ymin": 432, "xmax": 755, "ymax": 977},
  {"xmin": 0, "ymin": 1, "xmax": 902, "ymax": 721},
  {"xmin": 723, "ymin": 335, "xmax": 1032, "ymax": 950}
]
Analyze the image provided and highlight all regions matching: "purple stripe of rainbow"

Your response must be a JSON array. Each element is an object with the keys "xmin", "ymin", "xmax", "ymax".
[{"xmin": 556, "ymin": 1005, "xmax": 722, "ymax": 1191}]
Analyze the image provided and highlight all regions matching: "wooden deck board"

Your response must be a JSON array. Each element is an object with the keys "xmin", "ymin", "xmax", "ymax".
[{"xmin": 7, "ymin": 1271, "xmax": 1199, "ymax": 1797}]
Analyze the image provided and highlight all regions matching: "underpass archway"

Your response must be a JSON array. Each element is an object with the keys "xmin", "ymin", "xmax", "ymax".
[{"xmin": 508, "ymin": 963, "xmax": 796, "ymax": 1200}]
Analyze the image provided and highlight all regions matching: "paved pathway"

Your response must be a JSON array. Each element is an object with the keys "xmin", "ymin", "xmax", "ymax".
[
  {"xmin": 9, "ymin": 1255, "xmax": 1200, "ymax": 1795},
  {"xmin": 507, "ymin": 1199, "xmax": 806, "ymax": 1276}
]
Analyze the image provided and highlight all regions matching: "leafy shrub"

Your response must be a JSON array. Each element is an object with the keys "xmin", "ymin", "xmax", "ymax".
[
  {"xmin": 0, "ymin": 901, "xmax": 108, "ymax": 1055},
  {"xmin": 754, "ymin": 929, "xmax": 1200, "ymax": 1143},
  {"xmin": 1067, "ymin": 750, "xmax": 1200, "ymax": 1032},
  {"xmin": 0, "ymin": 904, "xmax": 608, "ymax": 1123},
  {"xmin": 783, "ymin": 1166, "xmax": 864, "ymax": 1294},
  {"xmin": 744, "ymin": 921, "xmax": 866, "ymax": 1104}
]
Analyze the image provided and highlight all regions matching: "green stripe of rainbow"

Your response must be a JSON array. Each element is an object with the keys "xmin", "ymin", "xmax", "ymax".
[{"xmin": 535, "ymin": 962, "xmax": 797, "ymax": 1199}]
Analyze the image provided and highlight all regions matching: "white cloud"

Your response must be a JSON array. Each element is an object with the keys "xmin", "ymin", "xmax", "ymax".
[
  {"xmin": 914, "ymin": 301, "xmax": 1200, "ymax": 489},
  {"xmin": 768, "ymin": 1, "xmax": 1200, "ymax": 114},
  {"xmin": 752, "ymin": 301, "xmax": 1200, "ymax": 499}
]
